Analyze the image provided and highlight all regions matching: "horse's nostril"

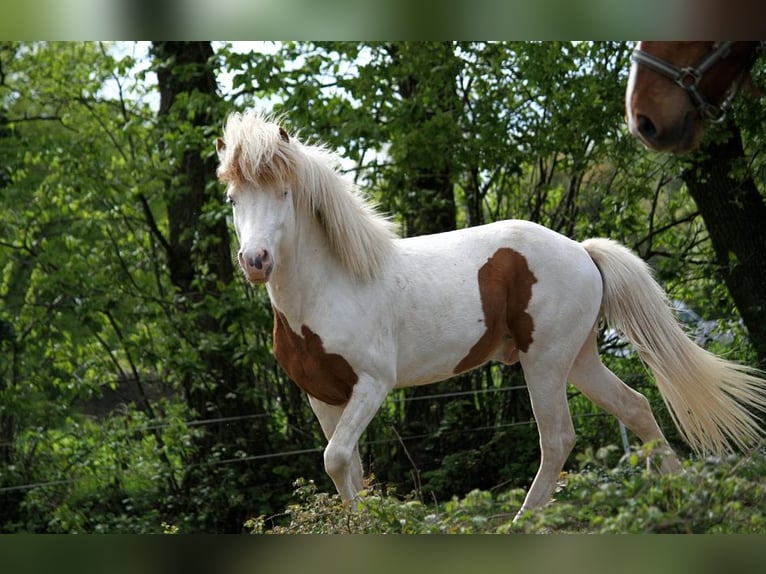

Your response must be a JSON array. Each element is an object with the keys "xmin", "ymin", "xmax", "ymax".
[
  {"xmin": 637, "ymin": 114, "xmax": 657, "ymax": 139},
  {"xmin": 247, "ymin": 250, "xmax": 269, "ymax": 270}
]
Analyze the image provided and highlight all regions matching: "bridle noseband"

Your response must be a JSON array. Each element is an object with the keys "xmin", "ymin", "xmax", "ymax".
[{"xmin": 631, "ymin": 41, "xmax": 762, "ymax": 122}]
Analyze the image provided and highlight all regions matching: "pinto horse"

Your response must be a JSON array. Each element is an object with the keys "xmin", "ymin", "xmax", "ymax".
[
  {"xmin": 216, "ymin": 111, "xmax": 766, "ymax": 520},
  {"xmin": 626, "ymin": 41, "xmax": 763, "ymax": 152}
]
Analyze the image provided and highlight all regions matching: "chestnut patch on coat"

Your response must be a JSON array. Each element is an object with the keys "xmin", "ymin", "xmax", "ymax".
[
  {"xmin": 272, "ymin": 309, "xmax": 358, "ymax": 406},
  {"xmin": 454, "ymin": 248, "xmax": 537, "ymax": 374}
]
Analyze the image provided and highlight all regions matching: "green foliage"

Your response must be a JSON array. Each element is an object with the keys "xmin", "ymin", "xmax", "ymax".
[
  {"xmin": 248, "ymin": 447, "xmax": 766, "ymax": 534},
  {"xmin": 245, "ymin": 477, "xmax": 518, "ymax": 534},
  {"xmin": 511, "ymin": 445, "xmax": 766, "ymax": 534},
  {"xmin": 3, "ymin": 401, "xmax": 192, "ymax": 533}
]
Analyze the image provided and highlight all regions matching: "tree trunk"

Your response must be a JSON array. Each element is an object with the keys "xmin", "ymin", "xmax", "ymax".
[
  {"xmin": 681, "ymin": 121, "xmax": 766, "ymax": 368},
  {"xmin": 152, "ymin": 42, "xmax": 267, "ymax": 530},
  {"xmin": 386, "ymin": 42, "xmax": 459, "ymax": 236},
  {"xmin": 153, "ymin": 42, "xmax": 234, "ymax": 293}
]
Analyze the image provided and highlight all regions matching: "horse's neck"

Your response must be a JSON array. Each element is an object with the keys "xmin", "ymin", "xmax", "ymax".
[{"xmin": 266, "ymin": 213, "xmax": 342, "ymax": 320}]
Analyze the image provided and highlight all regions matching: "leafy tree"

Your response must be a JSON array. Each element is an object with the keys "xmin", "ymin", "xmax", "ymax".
[
  {"xmin": 0, "ymin": 42, "xmax": 319, "ymax": 532},
  {"xmin": 0, "ymin": 41, "xmax": 175, "ymax": 529},
  {"xmin": 680, "ymin": 120, "xmax": 766, "ymax": 369}
]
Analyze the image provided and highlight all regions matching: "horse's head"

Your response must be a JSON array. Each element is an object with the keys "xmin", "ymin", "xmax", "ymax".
[
  {"xmin": 216, "ymin": 113, "xmax": 295, "ymax": 284},
  {"xmin": 626, "ymin": 41, "xmax": 761, "ymax": 153}
]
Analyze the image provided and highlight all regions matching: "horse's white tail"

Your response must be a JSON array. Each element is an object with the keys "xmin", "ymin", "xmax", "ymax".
[{"xmin": 582, "ymin": 237, "xmax": 766, "ymax": 455}]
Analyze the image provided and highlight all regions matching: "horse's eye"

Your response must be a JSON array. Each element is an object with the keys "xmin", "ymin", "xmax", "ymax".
[{"xmin": 225, "ymin": 194, "xmax": 236, "ymax": 207}]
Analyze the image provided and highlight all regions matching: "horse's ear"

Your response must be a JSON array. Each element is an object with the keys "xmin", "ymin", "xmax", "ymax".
[
  {"xmin": 216, "ymin": 137, "xmax": 226, "ymax": 157},
  {"xmin": 278, "ymin": 126, "xmax": 290, "ymax": 143}
]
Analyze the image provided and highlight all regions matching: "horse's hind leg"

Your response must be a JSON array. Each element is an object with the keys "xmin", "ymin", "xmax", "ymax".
[
  {"xmin": 515, "ymin": 353, "xmax": 577, "ymax": 519},
  {"xmin": 568, "ymin": 329, "xmax": 682, "ymax": 474}
]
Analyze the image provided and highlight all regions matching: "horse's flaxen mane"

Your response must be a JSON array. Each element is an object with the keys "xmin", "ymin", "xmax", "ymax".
[{"xmin": 217, "ymin": 111, "xmax": 397, "ymax": 282}]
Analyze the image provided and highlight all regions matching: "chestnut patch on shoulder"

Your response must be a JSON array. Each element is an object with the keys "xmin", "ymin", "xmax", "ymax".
[
  {"xmin": 454, "ymin": 248, "xmax": 537, "ymax": 374},
  {"xmin": 272, "ymin": 309, "xmax": 358, "ymax": 406}
]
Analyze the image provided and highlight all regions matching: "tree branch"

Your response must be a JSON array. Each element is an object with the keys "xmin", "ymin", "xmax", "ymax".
[
  {"xmin": 137, "ymin": 192, "xmax": 172, "ymax": 258},
  {"xmin": 0, "ymin": 113, "xmax": 74, "ymax": 131}
]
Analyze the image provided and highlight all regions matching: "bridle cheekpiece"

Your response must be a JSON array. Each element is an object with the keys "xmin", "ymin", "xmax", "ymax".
[{"xmin": 631, "ymin": 41, "xmax": 762, "ymax": 122}]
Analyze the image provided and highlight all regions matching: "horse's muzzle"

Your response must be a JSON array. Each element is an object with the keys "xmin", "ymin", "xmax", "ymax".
[
  {"xmin": 630, "ymin": 109, "xmax": 699, "ymax": 153},
  {"xmin": 238, "ymin": 248, "xmax": 273, "ymax": 284}
]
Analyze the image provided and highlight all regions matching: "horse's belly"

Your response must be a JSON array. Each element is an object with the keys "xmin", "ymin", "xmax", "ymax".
[{"xmin": 393, "ymin": 307, "xmax": 492, "ymax": 388}]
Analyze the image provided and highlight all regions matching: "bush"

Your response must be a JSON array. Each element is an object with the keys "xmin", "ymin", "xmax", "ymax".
[
  {"xmin": 515, "ymin": 444, "xmax": 766, "ymax": 534},
  {"xmin": 246, "ymin": 445, "xmax": 766, "ymax": 534}
]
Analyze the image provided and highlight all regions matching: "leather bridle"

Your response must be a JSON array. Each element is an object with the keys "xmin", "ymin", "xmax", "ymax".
[{"xmin": 631, "ymin": 41, "xmax": 762, "ymax": 122}]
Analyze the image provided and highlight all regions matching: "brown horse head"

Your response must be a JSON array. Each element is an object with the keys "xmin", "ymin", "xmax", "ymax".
[{"xmin": 626, "ymin": 41, "xmax": 762, "ymax": 153}]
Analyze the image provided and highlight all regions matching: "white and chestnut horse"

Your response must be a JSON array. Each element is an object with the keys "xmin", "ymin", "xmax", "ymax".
[
  {"xmin": 216, "ymin": 111, "xmax": 766, "ymax": 519},
  {"xmin": 626, "ymin": 41, "xmax": 763, "ymax": 152}
]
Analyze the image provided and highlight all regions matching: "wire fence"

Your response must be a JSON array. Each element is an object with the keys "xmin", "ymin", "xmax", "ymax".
[
  {"xmin": 0, "ymin": 383, "xmax": 530, "ymax": 447},
  {"xmin": 0, "ymin": 384, "xmax": 615, "ymax": 494}
]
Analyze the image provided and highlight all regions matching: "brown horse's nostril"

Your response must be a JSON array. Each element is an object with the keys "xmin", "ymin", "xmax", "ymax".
[{"xmin": 637, "ymin": 114, "xmax": 657, "ymax": 140}]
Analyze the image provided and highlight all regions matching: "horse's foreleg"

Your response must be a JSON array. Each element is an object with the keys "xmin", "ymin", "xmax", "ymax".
[
  {"xmin": 308, "ymin": 396, "xmax": 364, "ymax": 494},
  {"xmin": 515, "ymin": 359, "xmax": 576, "ymax": 521},
  {"xmin": 316, "ymin": 373, "xmax": 390, "ymax": 501}
]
